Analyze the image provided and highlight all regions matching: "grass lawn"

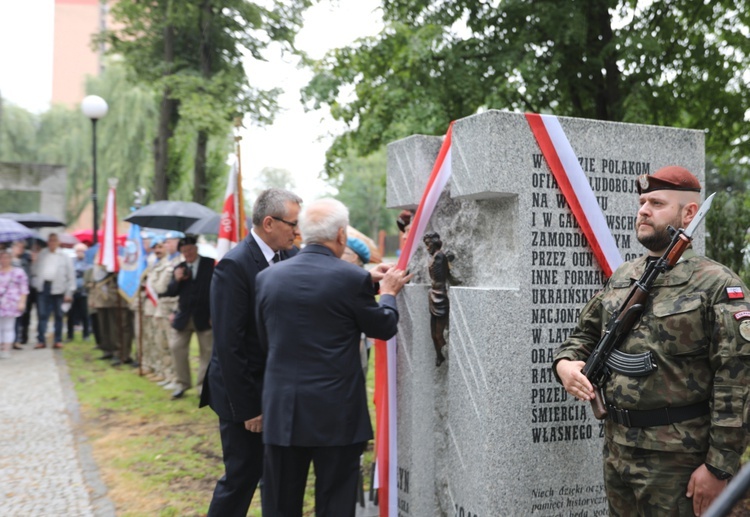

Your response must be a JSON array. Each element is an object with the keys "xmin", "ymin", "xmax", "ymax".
[{"xmin": 62, "ymin": 336, "xmax": 377, "ymax": 517}]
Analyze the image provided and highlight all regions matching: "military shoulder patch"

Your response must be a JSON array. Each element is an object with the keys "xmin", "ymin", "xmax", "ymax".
[
  {"xmin": 727, "ymin": 286, "xmax": 745, "ymax": 300},
  {"xmin": 734, "ymin": 310, "xmax": 750, "ymax": 320},
  {"xmin": 740, "ymin": 320, "xmax": 750, "ymax": 341}
]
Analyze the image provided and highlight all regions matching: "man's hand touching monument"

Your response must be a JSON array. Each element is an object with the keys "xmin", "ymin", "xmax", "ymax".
[
  {"xmin": 369, "ymin": 262, "xmax": 394, "ymax": 283},
  {"xmin": 379, "ymin": 267, "xmax": 412, "ymax": 297}
]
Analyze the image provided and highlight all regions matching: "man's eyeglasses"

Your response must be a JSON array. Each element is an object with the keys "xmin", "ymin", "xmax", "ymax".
[{"xmin": 271, "ymin": 216, "xmax": 298, "ymax": 228}]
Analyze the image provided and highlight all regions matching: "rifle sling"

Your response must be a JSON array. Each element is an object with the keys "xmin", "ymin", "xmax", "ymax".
[{"xmin": 605, "ymin": 400, "xmax": 709, "ymax": 428}]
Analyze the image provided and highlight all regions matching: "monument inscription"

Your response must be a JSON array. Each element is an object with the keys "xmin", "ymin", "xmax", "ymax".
[{"xmin": 387, "ymin": 110, "xmax": 705, "ymax": 516}]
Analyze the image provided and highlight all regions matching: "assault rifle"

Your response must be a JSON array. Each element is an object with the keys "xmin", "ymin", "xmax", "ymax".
[{"xmin": 581, "ymin": 193, "xmax": 715, "ymax": 420}]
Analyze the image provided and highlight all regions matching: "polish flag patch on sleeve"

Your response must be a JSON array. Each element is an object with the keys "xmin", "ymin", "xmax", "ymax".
[{"xmin": 727, "ymin": 286, "xmax": 745, "ymax": 299}]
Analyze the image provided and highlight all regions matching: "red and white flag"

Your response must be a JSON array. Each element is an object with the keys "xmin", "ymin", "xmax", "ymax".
[
  {"xmin": 216, "ymin": 158, "xmax": 248, "ymax": 261},
  {"xmin": 374, "ymin": 122, "xmax": 453, "ymax": 517},
  {"xmin": 98, "ymin": 179, "xmax": 119, "ymax": 273}
]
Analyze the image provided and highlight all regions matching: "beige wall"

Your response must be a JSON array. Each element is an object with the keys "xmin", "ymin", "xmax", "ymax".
[{"xmin": 51, "ymin": 0, "xmax": 101, "ymax": 108}]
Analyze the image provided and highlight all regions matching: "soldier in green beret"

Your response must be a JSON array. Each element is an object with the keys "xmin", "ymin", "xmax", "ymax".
[{"xmin": 554, "ymin": 165, "xmax": 749, "ymax": 516}]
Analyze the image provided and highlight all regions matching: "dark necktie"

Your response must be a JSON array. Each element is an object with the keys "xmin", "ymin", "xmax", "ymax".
[{"xmin": 272, "ymin": 253, "xmax": 281, "ymax": 264}]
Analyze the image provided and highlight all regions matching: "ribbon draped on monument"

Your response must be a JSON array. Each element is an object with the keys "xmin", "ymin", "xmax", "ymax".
[
  {"xmin": 374, "ymin": 122, "xmax": 453, "ymax": 517},
  {"xmin": 525, "ymin": 113, "xmax": 622, "ymax": 276},
  {"xmin": 375, "ymin": 115, "xmax": 622, "ymax": 516}
]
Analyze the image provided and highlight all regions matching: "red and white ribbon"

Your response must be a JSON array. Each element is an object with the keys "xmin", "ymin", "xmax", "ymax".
[{"xmin": 526, "ymin": 113, "xmax": 622, "ymax": 277}]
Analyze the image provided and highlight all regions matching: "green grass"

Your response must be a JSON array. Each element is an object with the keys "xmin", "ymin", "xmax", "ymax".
[{"xmin": 62, "ymin": 335, "xmax": 378, "ymax": 516}]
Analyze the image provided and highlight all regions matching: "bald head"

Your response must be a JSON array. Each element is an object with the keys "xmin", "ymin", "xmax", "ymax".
[{"xmin": 299, "ymin": 199, "xmax": 349, "ymax": 257}]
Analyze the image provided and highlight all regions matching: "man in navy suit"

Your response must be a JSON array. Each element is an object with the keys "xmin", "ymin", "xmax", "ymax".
[
  {"xmin": 200, "ymin": 188, "xmax": 302, "ymax": 516},
  {"xmin": 256, "ymin": 198, "xmax": 411, "ymax": 517},
  {"xmin": 162, "ymin": 235, "xmax": 214, "ymax": 399}
]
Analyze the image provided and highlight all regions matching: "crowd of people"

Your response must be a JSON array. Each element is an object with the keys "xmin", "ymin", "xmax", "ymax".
[
  {"xmin": 0, "ymin": 189, "xmax": 409, "ymax": 516},
  {"xmin": 3, "ymin": 165, "xmax": 749, "ymax": 515}
]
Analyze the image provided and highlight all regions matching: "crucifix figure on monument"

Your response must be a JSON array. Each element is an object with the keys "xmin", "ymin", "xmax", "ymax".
[{"xmin": 423, "ymin": 232, "xmax": 460, "ymax": 366}]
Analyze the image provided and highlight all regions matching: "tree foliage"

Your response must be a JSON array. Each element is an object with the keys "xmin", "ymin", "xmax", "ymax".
[
  {"xmin": 0, "ymin": 63, "xmax": 158, "ymax": 224},
  {"xmin": 252, "ymin": 167, "xmax": 297, "ymax": 198},
  {"xmin": 331, "ymin": 148, "xmax": 393, "ymax": 239},
  {"xmin": 303, "ymin": 0, "xmax": 750, "ymax": 176},
  {"xmin": 101, "ymin": 0, "xmax": 313, "ymax": 201}
]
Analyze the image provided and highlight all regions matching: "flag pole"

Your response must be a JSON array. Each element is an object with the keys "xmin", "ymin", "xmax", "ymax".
[{"xmin": 234, "ymin": 116, "xmax": 247, "ymax": 241}]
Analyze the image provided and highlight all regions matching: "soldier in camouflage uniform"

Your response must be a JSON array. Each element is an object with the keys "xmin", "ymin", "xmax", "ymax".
[
  {"xmin": 86, "ymin": 265, "xmax": 120, "ymax": 360},
  {"xmin": 151, "ymin": 234, "xmax": 182, "ymax": 387},
  {"xmin": 554, "ymin": 166, "xmax": 749, "ymax": 516},
  {"xmin": 131, "ymin": 239, "xmax": 163, "ymax": 378}
]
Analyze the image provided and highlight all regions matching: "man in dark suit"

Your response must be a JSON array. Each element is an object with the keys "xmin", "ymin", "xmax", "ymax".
[
  {"xmin": 162, "ymin": 235, "xmax": 213, "ymax": 399},
  {"xmin": 256, "ymin": 198, "xmax": 411, "ymax": 517},
  {"xmin": 200, "ymin": 188, "xmax": 302, "ymax": 516}
]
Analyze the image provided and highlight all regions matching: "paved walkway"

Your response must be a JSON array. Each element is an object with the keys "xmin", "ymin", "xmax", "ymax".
[
  {"xmin": 0, "ymin": 344, "xmax": 379, "ymax": 517},
  {"xmin": 0, "ymin": 346, "xmax": 114, "ymax": 517}
]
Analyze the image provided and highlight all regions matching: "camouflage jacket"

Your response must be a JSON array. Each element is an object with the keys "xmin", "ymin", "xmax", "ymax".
[
  {"xmin": 137, "ymin": 260, "xmax": 159, "ymax": 317},
  {"xmin": 85, "ymin": 269, "xmax": 120, "ymax": 309},
  {"xmin": 554, "ymin": 249, "xmax": 750, "ymax": 475},
  {"xmin": 151, "ymin": 254, "xmax": 180, "ymax": 319}
]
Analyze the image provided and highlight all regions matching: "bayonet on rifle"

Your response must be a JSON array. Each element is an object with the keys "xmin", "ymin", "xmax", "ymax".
[{"xmin": 581, "ymin": 193, "xmax": 715, "ymax": 420}]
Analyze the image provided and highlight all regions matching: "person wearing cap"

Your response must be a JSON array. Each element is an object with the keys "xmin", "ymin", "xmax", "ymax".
[
  {"xmin": 161, "ymin": 235, "xmax": 214, "ymax": 399},
  {"xmin": 342, "ymin": 236, "xmax": 374, "ymax": 377},
  {"xmin": 149, "ymin": 234, "xmax": 180, "ymax": 389},
  {"xmin": 342, "ymin": 236, "xmax": 371, "ymax": 267},
  {"xmin": 134, "ymin": 236, "xmax": 165, "ymax": 380},
  {"xmin": 553, "ymin": 165, "xmax": 750, "ymax": 515}
]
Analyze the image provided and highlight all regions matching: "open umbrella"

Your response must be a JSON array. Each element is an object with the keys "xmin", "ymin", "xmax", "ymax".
[
  {"xmin": 0, "ymin": 212, "xmax": 65, "ymax": 228},
  {"xmin": 71, "ymin": 229, "xmax": 126, "ymax": 247},
  {"xmin": 185, "ymin": 213, "xmax": 250, "ymax": 235},
  {"xmin": 0, "ymin": 218, "xmax": 37, "ymax": 243},
  {"xmin": 57, "ymin": 233, "xmax": 81, "ymax": 248},
  {"xmin": 124, "ymin": 201, "xmax": 217, "ymax": 232}
]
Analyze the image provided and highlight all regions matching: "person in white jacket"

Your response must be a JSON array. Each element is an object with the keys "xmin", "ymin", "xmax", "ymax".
[{"xmin": 32, "ymin": 233, "xmax": 75, "ymax": 349}]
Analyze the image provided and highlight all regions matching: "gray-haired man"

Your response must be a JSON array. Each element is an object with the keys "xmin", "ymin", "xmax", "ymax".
[{"xmin": 200, "ymin": 188, "xmax": 302, "ymax": 516}]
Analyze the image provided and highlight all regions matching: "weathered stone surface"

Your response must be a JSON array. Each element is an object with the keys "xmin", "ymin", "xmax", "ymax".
[{"xmin": 387, "ymin": 110, "xmax": 705, "ymax": 516}]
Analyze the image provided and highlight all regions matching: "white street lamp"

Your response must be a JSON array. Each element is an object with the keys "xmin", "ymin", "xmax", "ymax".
[{"xmin": 81, "ymin": 95, "xmax": 109, "ymax": 246}]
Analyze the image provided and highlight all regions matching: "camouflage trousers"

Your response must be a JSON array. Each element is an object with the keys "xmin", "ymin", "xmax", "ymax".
[
  {"xmin": 153, "ymin": 316, "xmax": 176, "ymax": 382},
  {"xmin": 133, "ymin": 314, "xmax": 160, "ymax": 375},
  {"xmin": 603, "ymin": 438, "xmax": 705, "ymax": 516}
]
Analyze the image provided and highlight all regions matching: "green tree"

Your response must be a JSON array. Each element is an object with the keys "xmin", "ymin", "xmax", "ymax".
[
  {"xmin": 0, "ymin": 100, "xmax": 38, "ymax": 162},
  {"xmin": 331, "ymin": 148, "xmax": 392, "ymax": 239},
  {"xmin": 0, "ymin": 63, "xmax": 159, "ymax": 223},
  {"xmin": 102, "ymin": 0, "xmax": 313, "ymax": 202},
  {"xmin": 302, "ymin": 0, "xmax": 750, "ymax": 176},
  {"xmin": 252, "ymin": 167, "xmax": 296, "ymax": 198}
]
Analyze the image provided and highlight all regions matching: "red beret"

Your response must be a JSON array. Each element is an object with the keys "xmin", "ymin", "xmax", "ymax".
[{"xmin": 637, "ymin": 166, "xmax": 701, "ymax": 194}]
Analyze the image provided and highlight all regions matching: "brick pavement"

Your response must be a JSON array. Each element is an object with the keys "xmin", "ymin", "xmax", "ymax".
[{"xmin": 0, "ymin": 346, "xmax": 114, "ymax": 517}]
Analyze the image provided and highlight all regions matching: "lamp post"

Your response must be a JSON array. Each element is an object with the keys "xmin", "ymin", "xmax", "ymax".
[{"xmin": 81, "ymin": 95, "xmax": 109, "ymax": 246}]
